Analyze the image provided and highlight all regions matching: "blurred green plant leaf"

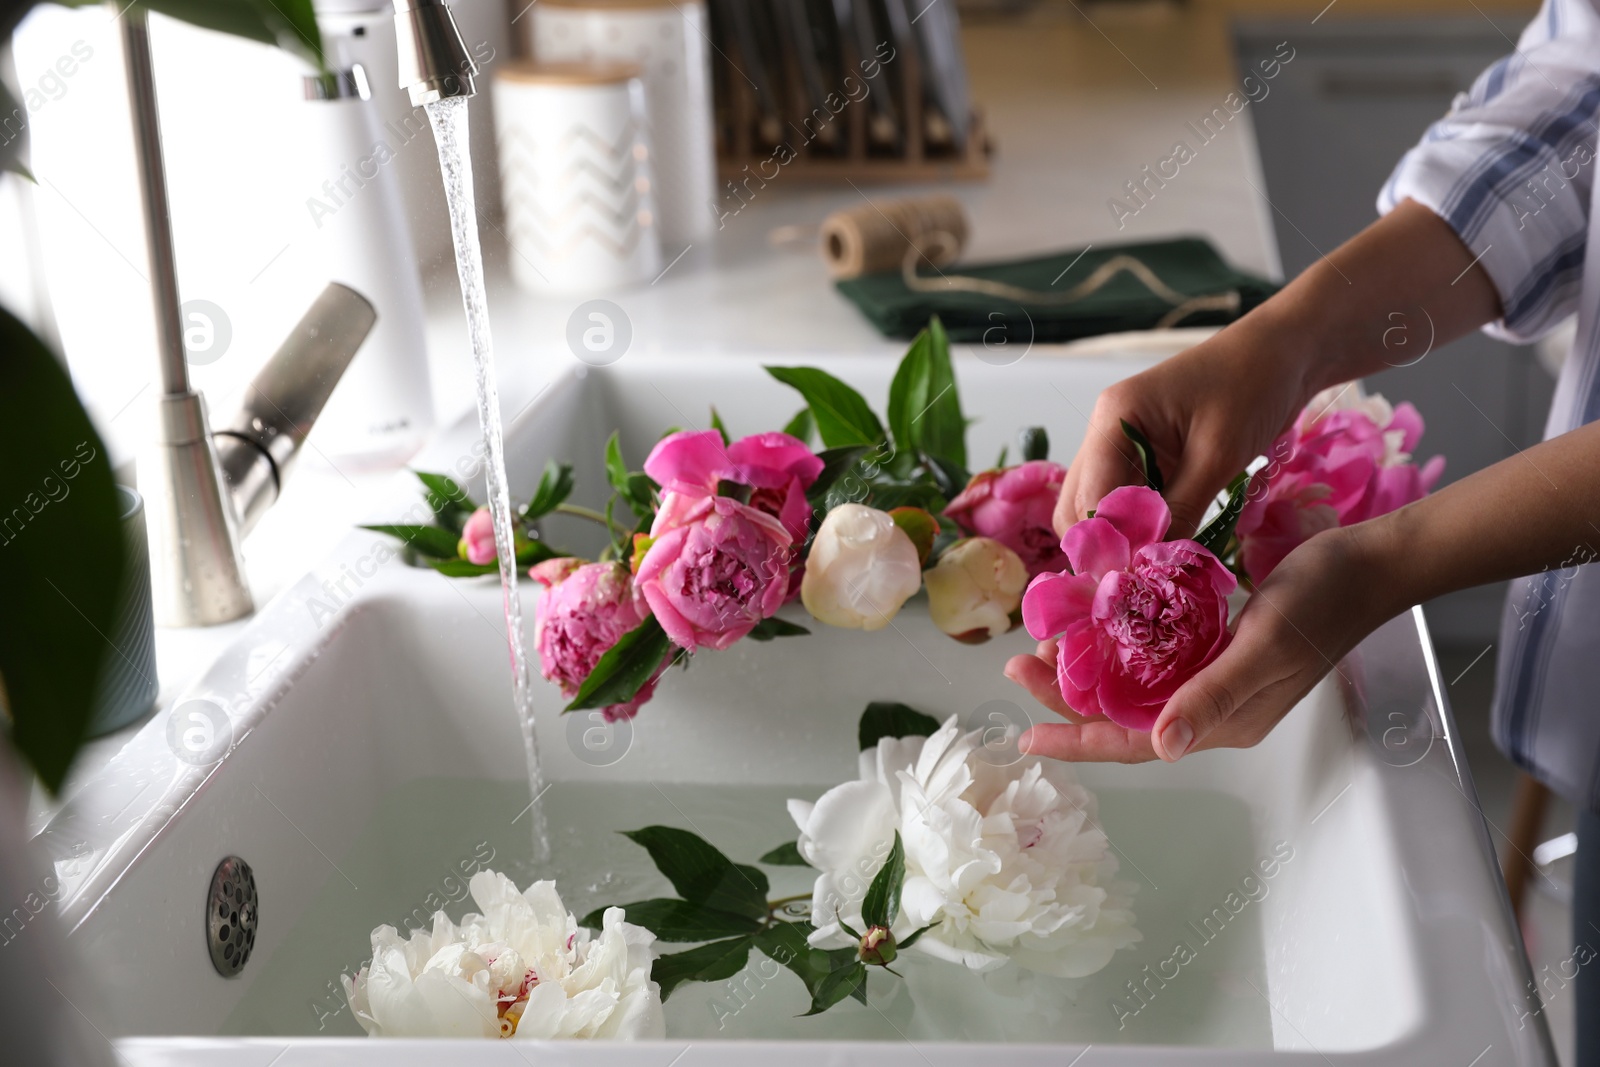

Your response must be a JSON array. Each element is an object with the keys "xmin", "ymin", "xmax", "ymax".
[
  {"xmin": 523, "ymin": 460, "xmax": 575, "ymax": 523},
  {"xmin": 0, "ymin": 306, "xmax": 124, "ymax": 792},
  {"xmin": 746, "ymin": 617, "xmax": 810, "ymax": 641},
  {"xmin": 360, "ymin": 523, "xmax": 458, "ymax": 560}
]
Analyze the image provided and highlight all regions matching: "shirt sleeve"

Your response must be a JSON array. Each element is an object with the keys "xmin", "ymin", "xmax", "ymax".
[{"xmin": 1378, "ymin": 0, "xmax": 1600, "ymax": 343}]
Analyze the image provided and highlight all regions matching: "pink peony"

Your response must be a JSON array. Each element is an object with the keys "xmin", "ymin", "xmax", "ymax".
[
  {"xmin": 1022, "ymin": 486, "xmax": 1236, "ymax": 732},
  {"xmin": 530, "ymin": 559, "xmax": 661, "ymax": 721},
  {"xmin": 636, "ymin": 492, "xmax": 793, "ymax": 651},
  {"xmin": 459, "ymin": 506, "xmax": 497, "ymax": 565},
  {"xmin": 944, "ymin": 461, "xmax": 1069, "ymax": 578},
  {"xmin": 644, "ymin": 429, "xmax": 824, "ymax": 540},
  {"xmin": 1236, "ymin": 386, "xmax": 1444, "ymax": 581}
]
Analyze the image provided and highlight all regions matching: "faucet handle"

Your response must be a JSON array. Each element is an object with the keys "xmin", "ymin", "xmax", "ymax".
[{"xmin": 213, "ymin": 283, "xmax": 377, "ymax": 537}]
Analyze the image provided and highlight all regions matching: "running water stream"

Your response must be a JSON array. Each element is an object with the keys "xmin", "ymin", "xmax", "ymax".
[{"xmin": 424, "ymin": 96, "xmax": 550, "ymax": 863}]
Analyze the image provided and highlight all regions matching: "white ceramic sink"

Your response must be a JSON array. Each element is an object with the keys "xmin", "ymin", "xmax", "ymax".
[{"xmin": 35, "ymin": 353, "xmax": 1553, "ymax": 1064}]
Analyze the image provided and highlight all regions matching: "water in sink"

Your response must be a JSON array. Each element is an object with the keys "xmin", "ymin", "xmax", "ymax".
[{"xmin": 219, "ymin": 777, "xmax": 1273, "ymax": 1046}]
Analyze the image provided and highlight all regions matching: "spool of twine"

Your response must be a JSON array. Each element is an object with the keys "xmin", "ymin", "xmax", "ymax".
[{"xmin": 820, "ymin": 195, "xmax": 969, "ymax": 278}]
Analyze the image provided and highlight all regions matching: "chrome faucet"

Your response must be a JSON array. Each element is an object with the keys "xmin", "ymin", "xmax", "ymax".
[
  {"xmin": 120, "ymin": 9, "xmax": 376, "ymax": 627},
  {"xmin": 392, "ymin": 0, "xmax": 479, "ymax": 105}
]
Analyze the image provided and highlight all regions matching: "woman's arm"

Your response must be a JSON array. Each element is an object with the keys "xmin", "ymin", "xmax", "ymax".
[
  {"xmin": 1015, "ymin": 421, "xmax": 1600, "ymax": 764},
  {"xmin": 1055, "ymin": 200, "xmax": 1502, "ymax": 538}
]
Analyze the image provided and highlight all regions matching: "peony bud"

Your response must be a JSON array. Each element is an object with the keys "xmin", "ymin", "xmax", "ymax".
[
  {"xmin": 858, "ymin": 925, "xmax": 897, "ymax": 967},
  {"xmin": 801, "ymin": 504, "xmax": 923, "ymax": 631},
  {"xmin": 924, "ymin": 537, "xmax": 1027, "ymax": 643},
  {"xmin": 459, "ymin": 506, "xmax": 497, "ymax": 565}
]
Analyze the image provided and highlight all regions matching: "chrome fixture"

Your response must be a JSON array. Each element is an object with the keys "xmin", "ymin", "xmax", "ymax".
[
  {"xmin": 122, "ymin": 11, "xmax": 378, "ymax": 627},
  {"xmin": 206, "ymin": 856, "xmax": 258, "ymax": 978},
  {"xmin": 213, "ymin": 285, "xmax": 377, "ymax": 537},
  {"xmin": 392, "ymin": 0, "xmax": 478, "ymax": 106}
]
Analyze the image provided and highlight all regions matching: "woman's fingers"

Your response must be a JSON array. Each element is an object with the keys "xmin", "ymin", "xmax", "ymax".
[
  {"xmin": 1019, "ymin": 721, "xmax": 1159, "ymax": 764},
  {"xmin": 1003, "ymin": 652, "xmax": 1075, "ymax": 719}
]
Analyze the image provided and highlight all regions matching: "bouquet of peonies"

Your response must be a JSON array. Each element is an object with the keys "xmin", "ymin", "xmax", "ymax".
[
  {"xmin": 1019, "ymin": 381, "xmax": 1444, "ymax": 731},
  {"xmin": 368, "ymin": 318, "xmax": 1070, "ymax": 722}
]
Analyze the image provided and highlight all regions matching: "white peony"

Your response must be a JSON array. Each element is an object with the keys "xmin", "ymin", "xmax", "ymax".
[
  {"xmin": 789, "ymin": 717, "xmax": 1140, "ymax": 978},
  {"xmin": 801, "ymin": 504, "xmax": 925, "ymax": 631},
  {"xmin": 923, "ymin": 537, "xmax": 1028, "ymax": 642},
  {"xmin": 342, "ymin": 871, "xmax": 664, "ymax": 1039}
]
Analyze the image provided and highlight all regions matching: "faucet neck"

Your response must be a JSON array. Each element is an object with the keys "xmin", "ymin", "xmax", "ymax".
[{"xmin": 392, "ymin": 0, "xmax": 479, "ymax": 107}]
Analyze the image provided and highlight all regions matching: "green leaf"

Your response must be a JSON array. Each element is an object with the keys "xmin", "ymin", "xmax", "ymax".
[
  {"xmin": 523, "ymin": 460, "xmax": 575, "ymax": 522},
  {"xmin": 603, "ymin": 432, "xmax": 656, "ymax": 519},
  {"xmin": 360, "ymin": 523, "xmax": 459, "ymax": 559},
  {"xmin": 746, "ymin": 617, "xmax": 811, "ymax": 641},
  {"xmin": 565, "ymin": 616, "xmax": 673, "ymax": 711},
  {"xmin": 805, "ymin": 446, "xmax": 872, "ymax": 508},
  {"xmin": 764, "ymin": 366, "xmax": 884, "ymax": 448},
  {"xmin": 1194, "ymin": 471, "xmax": 1251, "ymax": 558},
  {"xmin": 898, "ymin": 923, "xmax": 935, "ymax": 950},
  {"xmin": 1019, "ymin": 426, "xmax": 1050, "ymax": 462},
  {"xmin": 1120, "ymin": 419, "xmax": 1166, "ymax": 494},
  {"xmin": 759, "ymin": 841, "xmax": 809, "ymax": 866},
  {"xmin": 919, "ymin": 453, "xmax": 970, "ymax": 501},
  {"xmin": 782, "ymin": 407, "xmax": 815, "ymax": 445},
  {"xmin": 995, "ymin": 444, "xmax": 1010, "ymax": 468},
  {"xmin": 885, "ymin": 316, "xmax": 966, "ymax": 469},
  {"xmin": 413, "ymin": 470, "xmax": 477, "ymax": 529},
  {"xmin": 652, "ymin": 937, "xmax": 754, "ymax": 999},
  {"xmin": 426, "ymin": 558, "xmax": 496, "ymax": 577},
  {"xmin": 803, "ymin": 961, "xmax": 868, "ymax": 1015},
  {"xmin": 604, "ymin": 431, "xmax": 631, "ymax": 496},
  {"xmin": 861, "ymin": 831, "xmax": 906, "ymax": 929},
  {"xmin": 619, "ymin": 826, "xmax": 770, "ymax": 920},
  {"xmin": 579, "ymin": 899, "xmax": 762, "ymax": 942},
  {"xmin": 710, "ymin": 407, "xmax": 731, "ymax": 445},
  {"xmin": 753, "ymin": 922, "xmax": 866, "ymax": 1009},
  {"xmin": 858, "ymin": 702, "xmax": 942, "ymax": 750},
  {"xmin": 0, "ymin": 306, "xmax": 124, "ymax": 792}
]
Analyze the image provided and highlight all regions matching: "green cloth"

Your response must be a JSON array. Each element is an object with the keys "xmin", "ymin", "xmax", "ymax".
[{"xmin": 835, "ymin": 236, "xmax": 1279, "ymax": 343}]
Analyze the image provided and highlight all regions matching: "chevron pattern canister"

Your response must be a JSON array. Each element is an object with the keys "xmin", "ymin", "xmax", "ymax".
[{"xmin": 492, "ymin": 62, "xmax": 664, "ymax": 294}]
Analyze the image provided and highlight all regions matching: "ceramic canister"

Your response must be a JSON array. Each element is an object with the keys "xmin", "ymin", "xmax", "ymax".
[
  {"xmin": 529, "ymin": 0, "xmax": 716, "ymax": 248},
  {"xmin": 492, "ymin": 62, "xmax": 663, "ymax": 294}
]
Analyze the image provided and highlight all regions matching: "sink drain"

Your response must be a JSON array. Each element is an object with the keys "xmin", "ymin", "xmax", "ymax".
[{"xmin": 207, "ymin": 856, "xmax": 258, "ymax": 978}]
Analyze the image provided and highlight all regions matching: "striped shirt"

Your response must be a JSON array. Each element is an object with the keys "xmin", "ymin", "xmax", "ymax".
[{"xmin": 1378, "ymin": 0, "xmax": 1600, "ymax": 808}]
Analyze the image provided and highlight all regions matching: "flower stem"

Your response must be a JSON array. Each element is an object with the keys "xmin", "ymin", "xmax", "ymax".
[{"xmin": 555, "ymin": 503, "xmax": 611, "ymax": 525}]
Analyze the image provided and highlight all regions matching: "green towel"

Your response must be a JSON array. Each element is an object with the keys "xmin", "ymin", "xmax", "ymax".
[{"xmin": 835, "ymin": 236, "xmax": 1279, "ymax": 343}]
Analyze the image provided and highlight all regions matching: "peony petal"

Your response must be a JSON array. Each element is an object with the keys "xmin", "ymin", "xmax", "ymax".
[
  {"xmin": 726, "ymin": 432, "xmax": 825, "ymax": 486},
  {"xmin": 1020, "ymin": 571, "xmax": 1096, "ymax": 639},
  {"xmin": 1387, "ymin": 401, "xmax": 1426, "ymax": 454},
  {"xmin": 1061, "ymin": 517, "xmax": 1130, "ymax": 580},
  {"xmin": 643, "ymin": 430, "xmax": 726, "ymax": 495},
  {"xmin": 1091, "ymin": 485, "xmax": 1171, "ymax": 552}
]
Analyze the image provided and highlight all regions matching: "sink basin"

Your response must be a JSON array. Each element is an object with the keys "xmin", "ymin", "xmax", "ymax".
[{"xmin": 36, "ymin": 352, "xmax": 1552, "ymax": 1064}]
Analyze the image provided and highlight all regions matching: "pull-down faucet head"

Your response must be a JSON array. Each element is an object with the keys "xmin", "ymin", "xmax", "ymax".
[{"xmin": 392, "ymin": 0, "xmax": 479, "ymax": 107}]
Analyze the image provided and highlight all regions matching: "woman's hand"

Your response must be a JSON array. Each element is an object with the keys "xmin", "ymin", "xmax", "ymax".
[
  {"xmin": 1005, "ymin": 524, "xmax": 1398, "ymax": 762},
  {"xmin": 1056, "ymin": 323, "xmax": 1309, "ymax": 539}
]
